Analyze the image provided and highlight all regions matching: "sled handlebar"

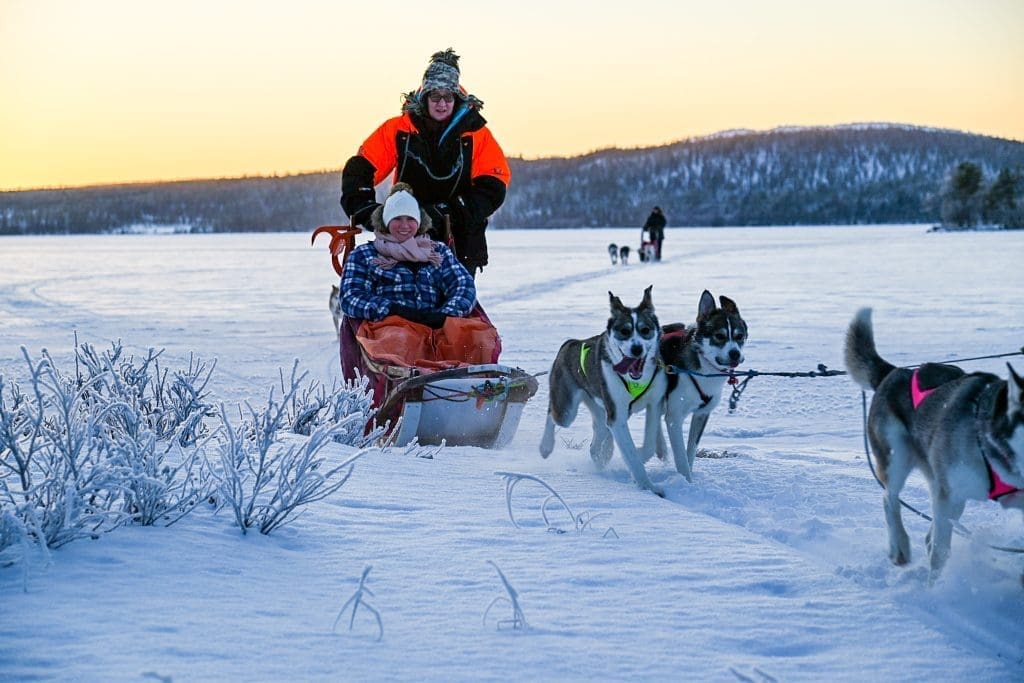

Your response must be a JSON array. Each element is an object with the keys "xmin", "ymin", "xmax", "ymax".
[{"xmin": 312, "ymin": 225, "xmax": 362, "ymax": 276}]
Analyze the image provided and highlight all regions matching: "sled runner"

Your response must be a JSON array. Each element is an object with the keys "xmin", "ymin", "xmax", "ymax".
[{"xmin": 312, "ymin": 225, "xmax": 539, "ymax": 448}]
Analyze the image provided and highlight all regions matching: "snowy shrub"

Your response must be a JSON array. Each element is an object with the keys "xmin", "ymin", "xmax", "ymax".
[
  {"xmin": 110, "ymin": 432, "xmax": 211, "ymax": 527},
  {"xmin": 0, "ymin": 343, "xmax": 216, "ymax": 566},
  {"xmin": 208, "ymin": 368, "xmax": 380, "ymax": 535},
  {"xmin": 278, "ymin": 360, "xmax": 382, "ymax": 448},
  {"xmin": 1, "ymin": 339, "xmax": 382, "ymax": 571},
  {"xmin": 5, "ymin": 348, "xmax": 133, "ymax": 549},
  {"xmin": 74, "ymin": 341, "xmax": 216, "ymax": 446}
]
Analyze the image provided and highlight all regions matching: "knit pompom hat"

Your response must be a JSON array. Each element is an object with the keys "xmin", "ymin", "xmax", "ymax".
[
  {"xmin": 401, "ymin": 49, "xmax": 483, "ymax": 115},
  {"xmin": 369, "ymin": 183, "xmax": 433, "ymax": 235},
  {"xmin": 420, "ymin": 48, "xmax": 462, "ymax": 95}
]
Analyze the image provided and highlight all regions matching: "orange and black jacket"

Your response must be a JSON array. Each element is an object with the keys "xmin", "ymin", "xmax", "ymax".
[{"xmin": 341, "ymin": 105, "xmax": 510, "ymax": 271}]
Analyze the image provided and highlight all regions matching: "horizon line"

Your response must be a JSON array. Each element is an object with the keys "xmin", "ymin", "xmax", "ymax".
[{"xmin": 4, "ymin": 121, "xmax": 1019, "ymax": 194}]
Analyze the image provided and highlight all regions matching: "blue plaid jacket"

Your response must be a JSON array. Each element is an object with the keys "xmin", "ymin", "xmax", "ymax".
[{"xmin": 339, "ymin": 241, "xmax": 477, "ymax": 321}]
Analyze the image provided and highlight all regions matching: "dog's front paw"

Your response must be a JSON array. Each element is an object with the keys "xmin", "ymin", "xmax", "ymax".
[{"xmin": 648, "ymin": 483, "xmax": 666, "ymax": 498}]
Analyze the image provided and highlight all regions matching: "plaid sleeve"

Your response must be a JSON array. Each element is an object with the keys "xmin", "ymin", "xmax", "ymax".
[
  {"xmin": 436, "ymin": 245, "xmax": 477, "ymax": 317},
  {"xmin": 339, "ymin": 246, "xmax": 392, "ymax": 321}
]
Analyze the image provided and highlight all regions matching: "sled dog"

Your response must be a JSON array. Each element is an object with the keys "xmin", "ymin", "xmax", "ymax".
[
  {"xmin": 540, "ymin": 286, "xmax": 668, "ymax": 495},
  {"xmin": 329, "ymin": 284, "xmax": 343, "ymax": 335},
  {"xmin": 656, "ymin": 290, "xmax": 747, "ymax": 481},
  {"xmin": 844, "ymin": 308, "xmax": 1024, "ymax": 581},
  {"xmin": 607, "ymin": 243, "xmax": 619, "ymax": 265},
  {"xmin": 619, "ymin": 245, "xmax": 631, "ymax": 265}
]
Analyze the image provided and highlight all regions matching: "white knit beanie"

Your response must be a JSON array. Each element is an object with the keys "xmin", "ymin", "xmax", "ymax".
[{"xmin": 382, "ymin": 190, "xmax": 420, "ymax": 226}]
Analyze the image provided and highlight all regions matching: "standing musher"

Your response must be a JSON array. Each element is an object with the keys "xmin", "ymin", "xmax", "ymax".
[
  {"xmin": 340, "ymin": 49, "xmax": 510, "ymax": 278},
  {"xmin": 642, "ymin": 206, "xmax": 666, "ymax": 261}
]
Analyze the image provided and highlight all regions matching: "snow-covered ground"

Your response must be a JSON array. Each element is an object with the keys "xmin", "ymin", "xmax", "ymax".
[{"xmin": 1, "ymin": 225, "xmax": 1023, "ymax": 681}]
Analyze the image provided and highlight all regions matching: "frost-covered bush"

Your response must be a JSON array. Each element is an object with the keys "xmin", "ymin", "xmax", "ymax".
[
  {"xmin": 0, "ymin": 342, "xmax": 216, "ymax": 565},
  {"xmin": 1, "ymin": 341, "xmax": 384, "ymax": 572},
  {"xmin": 277, "ymin": 361, "xmax": 380, "ymax": 448},
  {"xmin": 111, "ymin": 432, "xmax": 210, "ymax": 527},
  {"xmin": 74, "ymin": 342, "xmax": 216, "ymax": 446},
  {"xmin": 1, "ymin": 348, "xmax": 134, "ymax": 554},
  {"xmin": 208, "ymin": 365, "xmax": 384, "ymax": 535}
]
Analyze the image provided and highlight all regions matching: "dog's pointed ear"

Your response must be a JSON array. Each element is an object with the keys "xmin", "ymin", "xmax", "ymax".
[
  {"xmin": 609, "ymin": 291, "xmax": 626, "ymax": 312},
  {"xmin": 697, "ymin": 290, "xmax": 715, "ymax": 321},
  {"xmin": 640, "ymin": 285, "xmax": 654, "ymax": 311},
  {"xmin": 719, "ymin": 295, "xmax": 739, "ymax": 315},
  {"xmin": 1008, "ymin": 364, "xmax": 1023, "ymax": 412}
]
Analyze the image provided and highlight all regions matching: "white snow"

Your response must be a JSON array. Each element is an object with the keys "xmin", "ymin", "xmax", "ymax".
[{"xmin": 1, "ymin": 225, "xmax": 1023, "ymax": 681}]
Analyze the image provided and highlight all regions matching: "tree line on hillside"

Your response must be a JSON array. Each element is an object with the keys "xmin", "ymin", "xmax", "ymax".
[
  {"xmin": 1, "ymin": 125, "xmax": 1022, "ymax": 235},
  {"xmin": 0, "ymin": 173, "xmax": 343, "ymax": 236},
  {"xmin": 938, "ymin": 163, "xmax": 1022, "ymax": 229},
  {"xmin": 498, "ymin": 126, "xmax": 1024, "ymax": 228}
]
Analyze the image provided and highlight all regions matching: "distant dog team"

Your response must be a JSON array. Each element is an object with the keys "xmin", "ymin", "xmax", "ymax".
[
  {"xmin": 540, "ymin": 287, "xmax": 747, "ymax": 496},
  {"xmin": 607, "ymin": 243, "xmax": 631, "ymax": 266}
]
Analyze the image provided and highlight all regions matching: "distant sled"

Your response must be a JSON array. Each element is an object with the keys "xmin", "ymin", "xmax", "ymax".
[{"xmin": 312, "ymin": 225, "xmax": 539, "ymax": 447}]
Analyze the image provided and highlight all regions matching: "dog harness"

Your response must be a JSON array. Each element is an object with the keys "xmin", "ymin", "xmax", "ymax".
[
  {"xmin": 663, "ymin": 372, "xmax": 713, "ymax": 408},
  {"xmin": 909, "ymin": 369, "xmax": 935, "ymax": 409},
  {"xmin": 688, "ymin": 376, "xmax": 713, "ymax": 408},
  {"xmin": 911, "ymin": 369, "xmax": 1019, "ymax": 502},
  {"xmin": 579, "ymin": 343, "xmax": 653, "ymax": 400},
  {"xmin": 660, "ymin": 327, "xmax": 721, "ymax": 409}
]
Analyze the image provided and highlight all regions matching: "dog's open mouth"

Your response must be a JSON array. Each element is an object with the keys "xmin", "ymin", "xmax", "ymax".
[{"xmin": 613, "ymin": 356, "xmax": 646, "ymax": 380}]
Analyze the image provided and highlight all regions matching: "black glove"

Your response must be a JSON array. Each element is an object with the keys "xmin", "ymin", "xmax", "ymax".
[
  {"xmin": 423, "ymin": 201, "xmax": 448, "ymax": 224},
  {"xmin": 389, "ymin": 305, "xmax": 447, "ymax": 329},
  {"xmin": 423, "ymin": 202, "xmax": 451, "ymax": 241},
  {"xmin": 349, "ymin": 202, "xmax": 381, "ymax": 230},
  {"xmin": 417, "ymin": 310, "xmax": 447, "ymax": 329}
]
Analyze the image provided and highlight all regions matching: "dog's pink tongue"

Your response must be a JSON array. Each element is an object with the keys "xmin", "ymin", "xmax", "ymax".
[{"xmin": 613, "ymin": 356, "xmax": 645, "ymax": 379}]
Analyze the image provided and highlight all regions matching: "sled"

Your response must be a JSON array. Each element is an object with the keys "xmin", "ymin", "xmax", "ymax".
[
  {"xmin": 639, "ymin": 239, "xmax": 657, "ymax": 263},
  {"xmin": 312, "ymin": 225, "xmax": 540, "ymax": 448}
]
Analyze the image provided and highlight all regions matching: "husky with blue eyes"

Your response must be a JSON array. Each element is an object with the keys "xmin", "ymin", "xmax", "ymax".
[
  {"xmin": 656, "ymin": 291, "xmax": 747, "ymax": 482},
  {"xmin": 540, "ymin": 286, "xmax": 669, "ymax": 496}
]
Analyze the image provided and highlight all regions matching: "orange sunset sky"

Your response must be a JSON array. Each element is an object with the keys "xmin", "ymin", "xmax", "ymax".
[{"xmin": 1, "ymin": 0, "xmax": 1022, "ymax": 191}]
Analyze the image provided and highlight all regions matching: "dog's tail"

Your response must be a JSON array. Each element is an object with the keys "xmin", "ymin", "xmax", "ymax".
[{"xmin": 844, "ymin": 308, "xmax": 896, "ymax": 390}]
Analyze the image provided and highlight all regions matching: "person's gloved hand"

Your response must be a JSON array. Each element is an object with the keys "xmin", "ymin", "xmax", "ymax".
[
  {"xmin": 416, "ymin": 310, "xmax": 447, "ymax": 329},
  {"xmin": 389, "ymin": 305, "xmax": 447, "ymax": 329},
  {"xmin": 424, "ymin": 202, "xmax": 453, "ymax": 242},
  {"xmin": 423, "ymin": 202, "xmax": 450, "ymax": 225},
  {"xmin": 349, "ymin": 202, "xmax": 381, "ymax": 230}
]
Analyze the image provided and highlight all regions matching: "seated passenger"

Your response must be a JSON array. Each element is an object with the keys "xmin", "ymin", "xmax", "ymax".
[
  {"xmin": 340, "ymin": 183, "xmax": 496, "ymax": 372},
  {"xmin": 340, "ymin": 182, "xmax": 477, "ymax": 328}
]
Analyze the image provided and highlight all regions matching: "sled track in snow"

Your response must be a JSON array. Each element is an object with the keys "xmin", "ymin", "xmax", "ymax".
[
  {"xmin": 482, "ymin": 266, "xmax": 617, "ymax": 307},
  {"xmin": 659, "ymin": 450, "xmax": 1024, "ymax": 669}
]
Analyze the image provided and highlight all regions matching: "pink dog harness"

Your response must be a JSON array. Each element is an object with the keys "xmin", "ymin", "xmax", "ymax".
[
  {"xmin": 910, "ymin": 369, "xmax": 1019, "ymax": 502},
  {"xmin": 909, "ymin": 369, "xmax": 935, "ymax": 409}
]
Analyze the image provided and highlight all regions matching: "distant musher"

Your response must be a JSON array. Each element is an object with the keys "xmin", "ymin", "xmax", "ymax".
[{"xmin": 641, "ymin": 206, "xmax": 666, "ymax": 261}]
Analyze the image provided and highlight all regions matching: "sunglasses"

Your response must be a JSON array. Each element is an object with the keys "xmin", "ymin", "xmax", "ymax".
[{"xmin": 427, "ymin": 92, "xmax": 455, "ymax": 104}]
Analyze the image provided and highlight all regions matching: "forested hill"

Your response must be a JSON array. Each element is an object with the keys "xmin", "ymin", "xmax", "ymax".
[
  {"xmin": 2, "ymin": 124, "xmax": 1022, "ymax": 234},
  {"xmin": 502, "ymin": 124, "xmax": 1024, "ymax": 227}
]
